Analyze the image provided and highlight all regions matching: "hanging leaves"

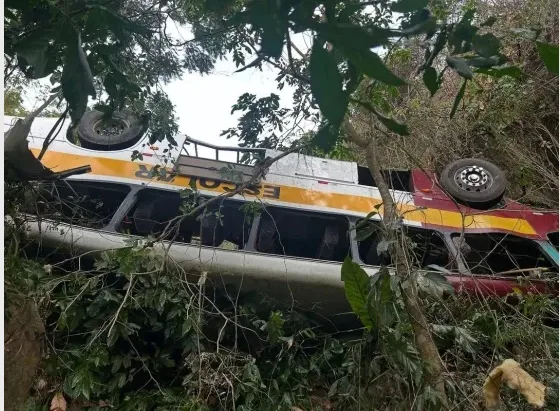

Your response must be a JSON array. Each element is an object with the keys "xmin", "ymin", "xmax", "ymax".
[
  {"xmin": 374, "ymin": 110, "xmax": 410, "ymax": 136},
  {"xmin": 353, "ymin": 99, "xmax": 410, "ymax": 136},
  {"xmin": 13, "ymin": 31, "xmax": 53, "ymax": 78},
  {"xmin": 312, "ymin": 121, "xmax": 342, "ymax": 152},
  {"xmin": 355, "ymin": 222, "xmax": 376, "ymax": 241},
  {"xmin": 341, "ymin": 257, "xmax": 373, "ymax": 329},
  {"xmin": 536, "ymin": 42, "xmax": 559, "ymax": 75},
  {"xmin": 313, "ymin": 23, "xmax": 406, "ymax": 86},
  {"xmin": 446, "ymin": 56, "xmax": 473, "ymax": 79},
  {"xmin": 466, "ymin": 54, "xmax": 507, "ymax": 68},
  {"xmin": 247, "ymin": 0, "xmax": 287, "ymax": 58},
  {"xmin": 368, "ymin": 266, "xmax": 398, "ymax": 328},
  {"xmin": 447, "ymin": 9, "xmax": 478, "ymax": 54},
  {"xmin": 472, "ymin": 33, "xmax": 501, "ymax": 58},
  {"xmin": 61, "ymin": 30, "xmax": 96, "ymax": 124},
  {"xmin": 310, "ymin": 40, "xmax": 348, "ymax": 129},
  {"xmin": 350, "ymin": 51, "xmax": 407, "ymax": 86},
  {"xmin": 423, "ymin": 66, "xmax": 439, "ymax": 96}
]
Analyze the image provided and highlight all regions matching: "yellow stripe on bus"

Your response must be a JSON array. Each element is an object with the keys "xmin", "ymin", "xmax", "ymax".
[{"xmin": 34, "ymin": 149, "xmax": 537, "ymax": 236}]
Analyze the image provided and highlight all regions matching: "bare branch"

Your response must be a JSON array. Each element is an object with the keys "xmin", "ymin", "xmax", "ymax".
[{"xmin": 38, "ymin": 106, "xmax": 69, "ymax": 160}]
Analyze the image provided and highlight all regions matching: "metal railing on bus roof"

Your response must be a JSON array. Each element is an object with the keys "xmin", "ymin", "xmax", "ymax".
[{"xmin": 181, "ymin": 136, "xmax": 267, "ymax": 165}]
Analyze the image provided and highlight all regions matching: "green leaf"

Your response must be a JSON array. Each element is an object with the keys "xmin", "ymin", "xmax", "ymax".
[
  {"xmin": 399, "ymin": 9, "xmax": 436, "ymax": 36},
  {"xmin": 472, "ymin": 33, "xmax": 501, "ymax": 58},
  {"xmin": 312, "ymin": 121, "xmax": 341, "ymax": 152},
  {"xmin": 314, "ymin": 23, "xmax": 405, "ymax": 86},
  {"xmin": 449, "ymin": 79, "xmax": 466, "ymax": 119},
  {"xmin": 352, "ymin": 51, "xmax": 406, "ymax": 86},
  {"xmin": 466, "ymin": 54, "xmax": 507, "ymax": 68},
  {"xmin": 417, "ymin": 271, "xmax": 454, "ymax": 298},
  {"xmin": 536, "ymin": 42, "xmax": 559, "ymax": 75},
  {"xmin": 376, "ymin": 239, "xmax": 395, "ymax": 254},
  {"xmin": 160, "ymin": 354, "xmax": 175, "ymax": 368},
  {"xmin": 475, "ymin": 66, "xmax": 524, "ymax": 79},
  {"xmin": 432, "ymin": 324, "xmax": 478, "ymax": 354},
  {"xmin": 386, "ymin": 333, "xmax": 420, "ymax": 377},
  {"xmin": 390, "ymin": 0, "xmax": 429, "ymax": 13},
  {"xmin": 248, "ymin": 0, "xmax": 286, "ymax": 58},
  {"xmin": 454, "ymin": 326, "xmax": 478, "ymax": 354},
  {"xmin": 16, "ymin": 46, "xmax": 48, "ymax": 78},
  {"xmin": 261, "ymin": 23, "xmax": 285, "ymax": 59},
  {"xmin": 353, "ymin": 99, "xmax": 409, "ymax": 136},
  {"xmin": 314, "ymin": 23, "xmax": 393, "ymax": 50},
  {"xmin": 341, "ymin": 257, "xmax": 373, "ymax": 329},
  {"xmin": 310, "ymin": 40, "xmax": 348, "ymax": 127},
  {"xmin": 423, "ymin": 66, "xmax": 439, "ymax": 96},
  {"xmin": 62, "ymin": 30, "xmax": 96, "ymax": 124},
  {"xmin": 356, "ymin": 222, "xmax": 376, "ymax": 241},
  {"xmin": 446, "ymin": 56, "xmax": 473, "ymax": 79},
  {"xmin": 481, "ymin": 16, "xmax": 497, "ymax": 27},
  {"xmin": 368, "ymin": 266, "xmax": 395, "ymax": 328},
  {"xmin": 448, "ymin": 10, "xmax": 477, "ymax": 54},
  {"xmin": 374, "ymin": 110, "xmax": 410, "ymax": 136},
  {"xmin": 355, "ymin": 211, "xmax": 379, "ymax": 230}
]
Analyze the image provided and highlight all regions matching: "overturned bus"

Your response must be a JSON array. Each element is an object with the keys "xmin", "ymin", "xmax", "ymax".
[{"xmin": 5, "ymin": 110, "xmax": 559, "ymax": 319}]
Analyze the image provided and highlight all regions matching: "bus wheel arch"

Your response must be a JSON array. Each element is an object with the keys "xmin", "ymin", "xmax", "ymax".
[{"xmin": 439, "ymin": 158, "xmax": 507, "ymax": 209}]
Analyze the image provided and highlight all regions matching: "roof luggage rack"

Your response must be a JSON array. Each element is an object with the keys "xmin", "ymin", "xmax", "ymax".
[{"xmin": 176, "ymin": 136, "xmax": 268, "ymax": 184}]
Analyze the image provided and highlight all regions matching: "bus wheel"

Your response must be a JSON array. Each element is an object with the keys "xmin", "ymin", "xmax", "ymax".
[
  {"xmin": 439, "ymin": 158, "xmax": 506, "ymax": 209},
  {"xmin": 76, "ymin": 109, "xmax": 145, "ymax": 150}
]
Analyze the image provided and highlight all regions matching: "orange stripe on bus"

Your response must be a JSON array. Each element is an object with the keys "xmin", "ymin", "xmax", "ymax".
[{"xmin": 33, "ymin": 149, "xmax": 537, "ymax": 236}]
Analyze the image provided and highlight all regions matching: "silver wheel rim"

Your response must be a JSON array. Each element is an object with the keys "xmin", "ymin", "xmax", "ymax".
[
  {"xmin": 94, "ymin": 118, "xmax": 128, "ymax": 137},
  {"xmin": 453, "ymin": 165, "xmax": 493, "ymax": 192}
]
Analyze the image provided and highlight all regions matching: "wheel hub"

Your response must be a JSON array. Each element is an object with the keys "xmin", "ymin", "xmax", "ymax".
[
  {"xmin": 94, "ymin": 119, "xmax": 127, "ymax": 137},
  {"xmin": 454, "ymin": 165, "xmax": 493, "ymax": 192}
]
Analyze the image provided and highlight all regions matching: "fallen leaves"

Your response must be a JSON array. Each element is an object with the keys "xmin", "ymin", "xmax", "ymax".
[
  {"xmin": 50, "ymin": 393, "xmax": 67, "ymax": 411},
  {"xmin": 483, "ymin": 359, "xmax": 546, "ymax": 409}
]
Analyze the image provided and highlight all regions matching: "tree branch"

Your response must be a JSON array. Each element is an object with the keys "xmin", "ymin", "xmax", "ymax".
[
  {"xmin": 158, "ymin": 144, "xmax": 305, "ymax": 246},
  {"xmin": 38, "ymin": 106, "xmax": 69, "ymax": 161}
]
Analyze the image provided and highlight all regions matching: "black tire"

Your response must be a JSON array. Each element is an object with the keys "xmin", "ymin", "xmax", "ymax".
[
  {"xmin": 439, "ymin": 158, "xmax": 506, "ymax": 209},
  {"xmin": 77, "ymin": 109, "xmax": 145, "ymax": 150}
]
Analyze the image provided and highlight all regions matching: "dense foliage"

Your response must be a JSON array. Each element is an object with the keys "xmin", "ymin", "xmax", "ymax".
[{"xmin": 5, "ymin": 210, "xmax": 558, "ymax": 410}]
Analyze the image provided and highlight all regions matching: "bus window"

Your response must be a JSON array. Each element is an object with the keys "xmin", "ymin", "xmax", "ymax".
[
  {"xmin": 407, "ymin": 227, "xmax": 455, "ymax": 269},
  {"xmin": 358, "ymin": 223, "xmax": 453, "ymax": 269},
  {"xmin": 357, "ymin": 166, "xmax": 412, "ymax": 192},
  {"xmin": 452, "ymin": 233, "xmax": 555, "ymax": 275},
  {"xmin": 548, "ymin": 232, "xmax": 559, "ymax": 251},
  {"xmin": 255, "ymin": 208, "xmax": 350, "ymax": 262},
  {"xmin": 35, "ymin": 181, "xmax": 130, "ymax": 229},
  {"xmin": 119, "ymin": 189, "xmax": 253, "ymax": 249}
]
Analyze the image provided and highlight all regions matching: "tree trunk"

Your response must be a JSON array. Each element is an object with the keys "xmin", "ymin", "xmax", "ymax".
[
  {"xmin": 344, "ymin": 120, "xmax": 448, "ymax": 406},
  {"xmin": 4, "ymin": 293, "xmax": 45, "ymax": 411}
]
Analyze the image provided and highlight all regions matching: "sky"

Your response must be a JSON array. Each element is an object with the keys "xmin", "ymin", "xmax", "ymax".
[
  {"xmin": 162, "ymin": 56, "xmax": 300, "ymax": 148},
  {"xmin": 160, "ymin": 25, "xmax": 315, "ymax": 148}
]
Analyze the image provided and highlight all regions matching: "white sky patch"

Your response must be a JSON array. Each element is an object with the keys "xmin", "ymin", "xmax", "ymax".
[{"xmin": 163, "ymin": 57, "xmax": 299, "ymax": 148}]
